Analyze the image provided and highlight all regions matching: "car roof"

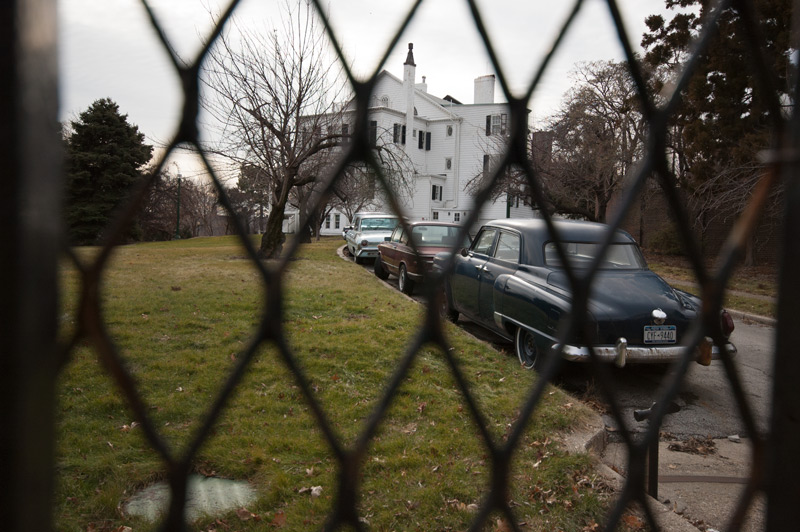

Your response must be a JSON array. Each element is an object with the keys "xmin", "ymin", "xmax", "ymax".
[
  {"xmin": 484, "ymin": 218, "xmax": 636, "ymax": 244},
  {"xmin": 355, "ymin": 212, "xmax": 396, "ymax": 217},
  {"xmin": 404, "ymin": 221, "xmax": 462, "ymax": 228}
]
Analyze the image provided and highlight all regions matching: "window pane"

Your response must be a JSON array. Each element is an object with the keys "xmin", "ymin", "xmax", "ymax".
[
  {"xmin": 543, "ymin": 242, "xmax": 646, "ymax": 269},
  {"xmin": 472, "ymin": 229, "xmax": 497, "ymax": 255},
  {"xmin": 361, "ymin": 217, "xmax": 398, "ymax": 230},
  {"xmin": 494, "ymin": 232, "xmax": 520, "ymax": 263}
]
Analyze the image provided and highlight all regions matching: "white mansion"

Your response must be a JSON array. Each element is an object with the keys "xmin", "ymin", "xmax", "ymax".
[{"xmin": 310, "ymin": 44, "xmax": 538, "ymax": 235}]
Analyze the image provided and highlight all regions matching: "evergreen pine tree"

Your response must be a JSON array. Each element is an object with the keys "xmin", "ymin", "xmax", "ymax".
[{"xmin": 65, "ymin": 98, "xmax": 152, "ymax": 245}]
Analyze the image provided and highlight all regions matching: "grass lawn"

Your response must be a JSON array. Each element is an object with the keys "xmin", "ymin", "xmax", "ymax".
[
  {"xmin": 646, "ymin": 253, "xmax": 777, "ymax": 319},
  {"xmin": 56, "ymin": 236, "xmax": 612, "ymax": 531}
]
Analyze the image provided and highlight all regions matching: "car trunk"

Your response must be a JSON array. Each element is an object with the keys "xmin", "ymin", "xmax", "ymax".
[{"xmin": 547, "ymin": 269, "xmax": 697, "ymax": 346}]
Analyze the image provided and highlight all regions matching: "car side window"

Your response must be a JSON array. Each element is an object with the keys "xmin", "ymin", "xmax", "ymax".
[
  {"xmin": 390, "ymin": 226, "xmax": 403, "ymax": 243},
  {"xmin": 471, "ymin": 229, "xmax": 498, "ymax": 255},
  {"xmin": 494, "ymin": 232, "xmax": 520, "ymax": 263},
  {"xmin": 399, "ymin": 229, "xmax": 410, "ymax": 245}
]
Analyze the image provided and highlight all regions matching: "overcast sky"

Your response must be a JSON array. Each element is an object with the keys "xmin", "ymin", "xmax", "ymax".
[{"xmin": 59, "ymin": 0, "xmax": 679, "ymax": 179}]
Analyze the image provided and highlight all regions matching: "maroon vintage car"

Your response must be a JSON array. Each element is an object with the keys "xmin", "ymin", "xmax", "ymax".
[{"xmin": 374, "ymin": 221, "xmax": 469, "ymax": 295}]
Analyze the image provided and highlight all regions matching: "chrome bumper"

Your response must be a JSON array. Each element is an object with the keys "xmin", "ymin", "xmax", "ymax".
[
  {"xmin": 557, "ymin": 337, "xmax": 737, "ymax": 368},
  {"xmin": 355, "ymin": 247, "xmax": 378, "ymax": 258}
]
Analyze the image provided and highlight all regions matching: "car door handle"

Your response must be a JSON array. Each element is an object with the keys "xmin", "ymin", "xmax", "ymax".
[{"xmin": 475, "ymin": 265, "xmax": 487, "ymax": 273}]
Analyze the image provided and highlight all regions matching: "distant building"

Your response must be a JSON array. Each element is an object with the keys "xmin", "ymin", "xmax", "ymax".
[{"xmin": 306, "ymin": 43, "xmax": 538, "ymax": 235}]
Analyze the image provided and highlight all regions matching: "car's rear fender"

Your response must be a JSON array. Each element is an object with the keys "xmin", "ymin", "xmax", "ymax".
[{"xmin": 493, "ymin": 272, "xmax": 576, "ymax": 341}]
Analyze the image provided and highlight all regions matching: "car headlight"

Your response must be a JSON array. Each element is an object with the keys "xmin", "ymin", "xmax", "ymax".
[{"xmin": 360, "ymin": 239, "xmax": 369, "ymax": 247}]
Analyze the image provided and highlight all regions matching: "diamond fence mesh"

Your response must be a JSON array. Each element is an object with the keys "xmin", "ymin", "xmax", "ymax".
[{"xmin": 3, "ymin": 0, "xmax": 799, "ymax": 530}]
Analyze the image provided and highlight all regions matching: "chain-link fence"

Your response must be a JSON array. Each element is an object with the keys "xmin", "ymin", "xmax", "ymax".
[{"xmin": 3, "ymin": 0, "xmax": 799, "ymax": 530}]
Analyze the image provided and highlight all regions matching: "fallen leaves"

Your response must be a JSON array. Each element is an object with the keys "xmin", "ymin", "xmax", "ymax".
[
  {"xmin": 298, "ymin": 486, "xmax": 323, "ymax": 497},
  {"xmin": 622, "ymin": 513, "xmax": 646, "ymax": 530},
  {"xmin": 236, "ymin": 507, "xmax": 259, "ymax": 521},
  {"xmin": 85, "ymin": 525, "xmax": 131, "ymax": 532},
  {"xmin": 668, "ymin": 436, "xmax": 717, "ymax": 455},
  {"xmin": 271, "ymin": 511, "xmax": 287, "ymax": 527},
  {"xmin": 445, "ymin": 499, "xmax": 480, "ymax": 513}
]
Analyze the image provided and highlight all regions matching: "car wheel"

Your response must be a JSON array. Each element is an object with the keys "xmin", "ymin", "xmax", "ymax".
[
  {"xmin": 439, "ymin": 286, "xmax": 459, "ymax": 323},
  {"xmin": 374, "ymin": 255, "xmax": 389, "ymax": 280},
  {"xmin": 514, "ymin": 327, "xmax": 540, "ymax": 370},
  {"xmin": 398, "ymin": 264, "xmax": 415, "ymax": 295}
]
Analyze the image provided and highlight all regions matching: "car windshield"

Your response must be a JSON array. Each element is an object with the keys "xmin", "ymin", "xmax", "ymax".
[
  {"xmin": 360, "ymin": 218, "xmax": 398, "ymax": 231},
  {"xmin": 544, "ymin": 242, "xmax": 646, "ymax": 269},
  {"xmin": 409, "ymin": 225, "xmax": 467, "ymax": 247}
]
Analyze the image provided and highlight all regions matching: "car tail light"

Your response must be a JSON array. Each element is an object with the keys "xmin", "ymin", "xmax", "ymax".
[{"xmin": 721, "ymin": 310, "xmax": 735, "ymax": 338}]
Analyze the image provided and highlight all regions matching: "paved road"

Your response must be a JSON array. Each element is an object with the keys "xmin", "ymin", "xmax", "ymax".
[{"xmin": 572, "ymin": 317, "xmax": 774, "ymax": 439}]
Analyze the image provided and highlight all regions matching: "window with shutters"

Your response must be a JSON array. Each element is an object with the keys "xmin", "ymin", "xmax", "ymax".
[{"xmin": 485, "ymin": 113, "xmax": 508, "ymax": 136}]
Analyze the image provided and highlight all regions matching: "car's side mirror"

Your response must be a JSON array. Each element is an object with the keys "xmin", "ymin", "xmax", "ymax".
[{"xmin": 460, "ymin": 248, "xmax": 469, "ymax": 257}]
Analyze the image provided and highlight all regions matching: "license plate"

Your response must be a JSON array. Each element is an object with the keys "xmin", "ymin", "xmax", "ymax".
[{"xmin": 644, "ymin": 325, "xmax": 676, "ymax": 344}]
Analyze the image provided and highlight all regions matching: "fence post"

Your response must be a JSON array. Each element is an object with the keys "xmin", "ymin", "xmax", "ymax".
[
  {"xmin": 633, "ymin": 401, "xmax": 681, "ymax": 500},
  {"xmin": 0, "ymin": 1, "xmax": 61, "ymax": 530},
  {"xmin": 766, "ymin": 113, "xmax": 800, "ymax": 529}
]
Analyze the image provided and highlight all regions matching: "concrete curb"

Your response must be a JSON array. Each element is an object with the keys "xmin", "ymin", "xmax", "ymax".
[
  {"xmin": 728, "ymin": 309, "xmax": 775, "ymax": 327},
  {"xmin": 573, "ymin": 419, "xmax": 701, "ymax": 532}
]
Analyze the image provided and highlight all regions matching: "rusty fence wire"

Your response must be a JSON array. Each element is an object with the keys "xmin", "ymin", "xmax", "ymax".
[{"xmin": 3, "ymin": 0, "xmax": 800, "ymax": 530}]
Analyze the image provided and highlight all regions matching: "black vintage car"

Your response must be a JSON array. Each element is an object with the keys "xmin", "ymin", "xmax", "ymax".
[{"xmin": 436, "ymin": 218, "xmax": 736, "ymax": 370}]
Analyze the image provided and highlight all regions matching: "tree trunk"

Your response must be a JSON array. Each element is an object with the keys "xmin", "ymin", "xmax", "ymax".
[
  {"xmin": 744, "ymin": 233, "xmax": 755, "ymax": 267},
  {"xmin": 297, "ymin": 223, "xmax": 312, "ymax": 244},
  {"xmin": 259, "ymin": 188, "xmax": 290, "ymax": 259}
]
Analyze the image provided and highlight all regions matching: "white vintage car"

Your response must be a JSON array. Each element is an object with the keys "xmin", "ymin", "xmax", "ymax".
[{"xmin": 344, "ymin": 213, "xmax": 399, "ymax": 264}]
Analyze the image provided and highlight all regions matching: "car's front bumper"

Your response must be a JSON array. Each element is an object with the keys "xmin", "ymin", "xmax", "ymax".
[{"xmin": 557, "ymin": 337, "xmax": 737, "ymax": 367}]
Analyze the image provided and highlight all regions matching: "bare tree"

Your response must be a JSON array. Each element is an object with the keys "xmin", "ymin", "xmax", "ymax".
[
  {"xmin": 202, "ymin": 0, "xmax": 350, "ymax": 258},
  {"xmin": 138, "ymin": 172, "xmax": 220, "ymax": 240},
  {"xmin": 533, "ymin": 61, "xmax": 646, "ymax": 222},
  {"xmin": 329, "ymin": 163, "xmax": 382, "ymax": 222},
  {"xmin": 191, "ymin": 181, "xmax": 224, "ymax": 237}
]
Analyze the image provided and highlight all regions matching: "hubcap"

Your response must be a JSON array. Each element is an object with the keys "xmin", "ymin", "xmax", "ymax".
[{"xmin": 519, "ymin": 330, "xmax": 537, "ymax": 368}]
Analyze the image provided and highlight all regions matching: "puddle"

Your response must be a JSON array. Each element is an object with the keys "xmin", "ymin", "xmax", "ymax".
[{"xmin": 124, "ymin": 475, "xmax": 257, "ymax": 522}]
